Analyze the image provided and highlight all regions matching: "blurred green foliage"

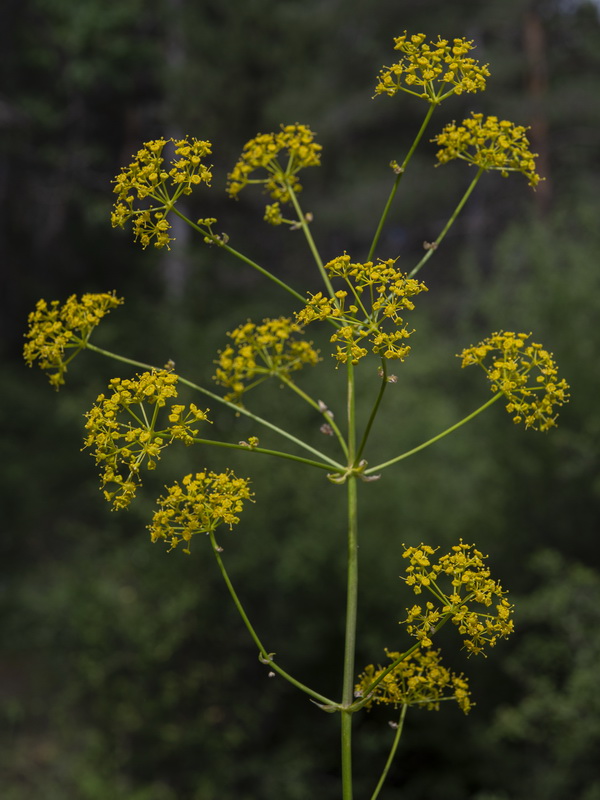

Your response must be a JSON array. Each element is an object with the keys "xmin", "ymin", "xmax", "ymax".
[{"xmin": 2, "ymin": 0, "xmax": 600, "ymax": 797}]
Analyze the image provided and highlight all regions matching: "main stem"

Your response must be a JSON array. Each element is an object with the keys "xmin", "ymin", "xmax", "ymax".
[
  {"xmin": 341, "ymin": 360, "xmax": 359, "ymax": 800},
  {"xmin": 341, "ymin": 474, "xmax": 359, "ymax": 800}
]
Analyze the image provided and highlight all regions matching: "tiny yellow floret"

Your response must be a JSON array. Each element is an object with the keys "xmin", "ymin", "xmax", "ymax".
[
  {"xmin": 296, "ymin": 254, "xmax": 427, "ymax": 365},
  {"xmin": 356, "ymin": 647, "xmax": 472, "ymax": 714},
  {"xmin": 434, "ymin": 114, "xmax": 542, "ymax": 187},
  {"xmin": 149, "ymin": 470, "xmax": 254, "ymax": 553},
  {"xmin": 401, "ymin": 541, "xmax": 514, "ymax": 656},
  {"xmin": 213, "ymin": 317, "xmax": 320, "ymax": 403},
  {"xmin": 83, "ymin": 370, "xmax": 211, "ymax": 508},
  {"xmin": 112, "ymin": 137, "xmax": 213, "ymax": 248},
  {"xmin": 459, "ymin": 331, "xmax": 570, "ymax": 430},
  {"xmin": 23, "ymin": 292, "xmax": 123, "ymax": 388},
  {"xmin": 227, "ymin": 124, "xmax": 321, "ymax": 213},
  {"xmin": 374, "ymin": 32, "xmax": 489, "ymax": 104}
]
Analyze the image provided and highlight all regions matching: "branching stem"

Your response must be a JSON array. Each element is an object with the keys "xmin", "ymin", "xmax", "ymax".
[
  {"xmin": 208, "ymin": 530, "xmax": 338, "ymax": 707},
  {"xmin": 85, "ymin": 342, "xmax": 344, "ymax": 470},
  {"xmin": 365, "ymin": 392, "xmax": 503, "ymax": 474}
]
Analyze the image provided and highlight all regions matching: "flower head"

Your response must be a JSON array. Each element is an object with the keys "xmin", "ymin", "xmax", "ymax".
[
  {"xmin": 226, "ymin": 124, "xmax": 321, "ymax": 206},
  {"xmin": 112, "ymin": 137, "xmax": 213, "ymax": 248},
  {"xmin": 402, "ymin": 541, "xmax": 514, "ymax": 656},
  {"xmin": 459, "ymin": 331, "xmax": 570, "ymax": 431},
  {"xmin": 435, "ymin": 113, "xmax": 541, "ymax": 187},
  {"xmin": 213, "ymin": 317, "xmax": 320, "ymax": 403},
  {"xmin": 23, "ymin": 292, "xmax": 123, "ymax": 388},
  {"xmin": 356, "ymin": 647, "xmax": 471, "ymax": 714},
  {"xmin": 149, "ymin": 470, "xmax": 254, "ymax": 553},
  {"xmin": 295, "ymin": 254, "xmax": 427, "ymax": 365},
  {"xmin": 374, "ymin": 33, "xmax": 489, "ymax": 104},
  {"xmin": 83, "ymin": 370, "xmax": 210, "ymax": 509}
]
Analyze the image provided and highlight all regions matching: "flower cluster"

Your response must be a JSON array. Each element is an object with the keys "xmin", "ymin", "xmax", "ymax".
[
  {"xmin": 435, "ymin": 114, "xmax": 541, "ymax": 187},
  {"xmin": 459, "ymin": 331, "xmax": 570, "ymax": 431},
  {"xmin": 149, "ymin": 470, "xmax": 254, "ymax": 553},
  {"xmin": 111, "ymin": 137, "xmax": 213, "ymax": 248},
  {"xmin": 356, "ymin": 647, "xmax": 471, "ymax": 714},
  {"xmin": 374, "ymin": 32, "xmax": 489, "ymax": 103},
  {"xmin": 295, "ymin": 255, "xmax": 428, "ymax": 365},
  {"xmin": 402, "ymin": 542, "xmax": 514, "ymax": 656},
  {"xmin": 213, "ymin": 317, "xmax": 320, "ymax": 402},
  {"xmin": 83, "ymin": 370, "xmax": 210, "ymax": 509},
  {"xmin": 23, "ymin": 293, "xmax": 123, "ymax": 388},
  {"xmin": 226, "ymin": 124, "xmax": 321, "ymax": 207},
  {"xmin": 264, "ymin": 202, "xmax": 284, "ymax": 226}
]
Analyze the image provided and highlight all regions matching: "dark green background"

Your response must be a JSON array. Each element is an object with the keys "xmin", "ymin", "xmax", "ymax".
[{"xmin": 2, "ymin": 0, "xmax": 600, "ymax": 797}]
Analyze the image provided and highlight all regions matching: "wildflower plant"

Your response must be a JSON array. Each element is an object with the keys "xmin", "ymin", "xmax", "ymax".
[{"xmin": 25, "ymin": 32, "xmax": 570, "ymax": 800}]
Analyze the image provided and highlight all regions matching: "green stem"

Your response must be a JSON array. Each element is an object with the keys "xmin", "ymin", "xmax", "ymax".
[
  {"xmin": 208, "ymin": 530, "xmax": 338, "ymax": 708},
  {"xmin": 408, "ymin": 167, "xmax": 483, "ymax": 279},
  {"xmin": 172, "ymin": 208, "xmax": 307, "ymax": 304},
  {"xmin": 341, "ymin": 360, "xmax": 359, "ymax": 800},
  {"xmin": 286, "ymin": 184, "xmax": 336, "ymax": 298},
  {"xmin": 367, "ymin": 103, "xmax": 437, "ymax": 262},
  {"xmin": 355, "ymin": 358, "xmax": 388, "ymax": 463},
  {"xmin": 364, "ymin": 392, "xmax": 503, "ymax": 474},
  {"xmin": 278, "ymin": 374, "xmax": 349, "ymax": 459},
  {"xmin": 183, "ymin": 436, "xmax": 340, "ymax": 473},
  {"xmin": 350, "ymin": 641, "xmax": 420, "ymax": 713},
  {"xmin": 85, "ymin": 342, "xmax": 344, "ymax": 470},
  {"xmin": 369, "ymin": 704, "xmax": 408, "ymax": 800}
]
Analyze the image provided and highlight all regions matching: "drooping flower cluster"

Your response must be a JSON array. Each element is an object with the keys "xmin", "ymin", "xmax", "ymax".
[
  {"xmin": 459, "ymin": 331, "xmax": 570, "ymax": 431},
  {"xmin": 23, "ymin": 292, "xmax": 123, "ymax": 388},
  {"xmin": 111, "ymin": 137, "xmax": 213, "ymax": 248},
  {"xmin": 149, "ymin": 470, "xmax": 254, "ymax": 553},
  {"xmin": 374, "ymin": 32, "xmax": 489, "ymax": 103},
  {"xmin": 435, "ymin": 114, "xmax": 541, "ymax": 187},
  {"xmin": 355, "ymin": 647, "xmax": 471, "ymax": 714},
  {"xmin": 83, "ymin": 370, "xmax": 210, "ymax": 509},
  {"xmin": 402, "ymin": 542, "xmax": 514, "ymax": 656},
  {"xmin": 213, "ymin": 317, "xmax": 320, "ymax": 402},
  {"xmin": 295, "ymin": 255, "xmax": 428, "ymax": 365},
  {"xmin": 226, "ymin": 124, "xmax": 322, "ymax": 207}
]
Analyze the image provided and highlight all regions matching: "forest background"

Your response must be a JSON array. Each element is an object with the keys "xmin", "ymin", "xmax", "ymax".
[{"xmin": 2, "ymin": 0, "xmax": 600, "ymax": 798}]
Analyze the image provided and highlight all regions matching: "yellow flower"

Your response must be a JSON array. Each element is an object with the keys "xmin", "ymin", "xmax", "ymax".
[
  {"xmin": 112, "ymin": 137, "xmax": 213, "ymax": 248},
  {"xmin": 213, "ymin": 317, "xmax": 320, "ymax": 403},
  {"xmin": 356, "ymin": 647, "xmax": 471, "ymax": 714},
  {"xmin": 23, "ymin": 292, "xmax": 123, "ymax": 388},
  {"xmin": 459, "ymin": 331, "xmax": 570, "ymax": 431},
  {"xmin": 401, "ymin": 541, "xmax": 514, "ymax": 656},
  {"xmin": 226, "ymin": 124, "xmax": 321, "ymax": 206},
  {"xmin": 296, "ymin": 255, "xmax": 427, "ymax": 365},
  {"xmin": 264, "ymin": 202, "xmax": 284, "ymax": 226},
  {"xmin": 434, "ymin": 113, "xmax": 541, "ymax": 187},
  {"xmin": 149, "ymin": 470, "xmax": 254, "ymax": 553},
  {"xmin": 83, "ymin": 370, "xmax": 210, "ymax": 509},
  {"xmin": 374, "ymin": 32, "xmax": 489, "ymax": 104}
]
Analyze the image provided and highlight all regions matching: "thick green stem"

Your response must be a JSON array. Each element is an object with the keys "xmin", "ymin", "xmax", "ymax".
[
  {"xmin": 341, "ymin": 359, "xmax": 359, "ymax": 800},
  {"xmin": 365, "ymin": 392, "xmax": 503, "ymax": 474},
  {"xmin": 369, "ymin": 704, "xmax": 408, "ymax": 800},
  {"xmin": 85, "ymin": 342, "xmax": 344, "ymax": 470},
  {"xmin": 208, "ymin": 530, "xmax": 338, "ymax": 708},
  {"xmin": 341, "ymin": 475, "xmax": 359, "ymax": 800},
  {"xmin": 367, "ymin": 103, "xmax": 437, "ymax": 262},
  {"xmin": 408, "ymin": 167, "xmax": 483, "ymax": 278}
]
